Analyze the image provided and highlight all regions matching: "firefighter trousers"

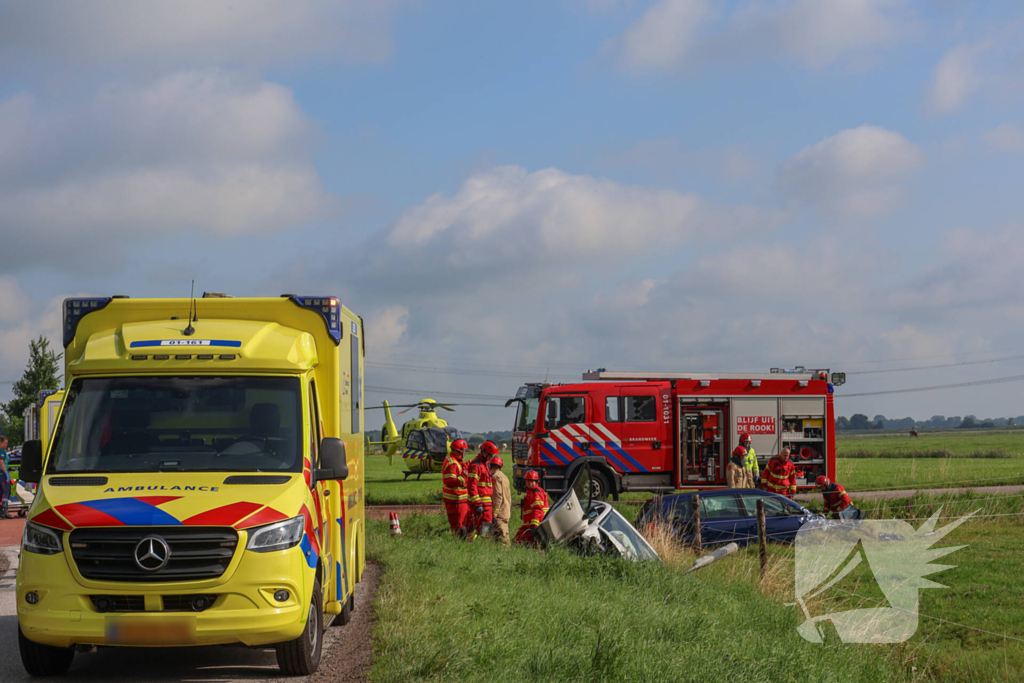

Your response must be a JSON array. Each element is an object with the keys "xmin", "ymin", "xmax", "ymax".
[
  {"xmin": 493, "ymin": 518, "xmax": 510, "ymax": 546},
  {"xmin": 445, "ymin": 501, "xmax": 470, "ymax": 533},
  {"xmin": 473, "ymin": 505, "xmax": 493, "ymax": 533},
  {"xmin": 514, "ymin": 523, "xmax": 540, "ymax": 547}
]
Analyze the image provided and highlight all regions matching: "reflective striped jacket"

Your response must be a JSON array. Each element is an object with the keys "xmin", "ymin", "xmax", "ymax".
[
  {"xmin": 822, "ymin": 483, "xmax": 852, "ymax": 513},
  {"xmin": 761, "ymin": 457, "xmax": 797, "ymax": 497},
  {"xmin": 466, "ymin": 457, "xmax": 493, "ymax": 505},
  {"xmin": 522, "ymin": 487, "xmax": 549, "ymax": 527},
  {"xmin": 442, "ymin": 455, "xmax": 468, "ymax": 502}
]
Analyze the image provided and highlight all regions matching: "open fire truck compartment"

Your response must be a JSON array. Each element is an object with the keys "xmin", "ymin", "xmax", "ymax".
[{"xmin": 510, "ymin": 369, "xmax": 839, "ymax": 499}]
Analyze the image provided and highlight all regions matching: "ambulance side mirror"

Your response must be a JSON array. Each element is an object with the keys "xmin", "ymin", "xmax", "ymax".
[
  {"xmin": 20, "ymin": 440, "xmax": 43, "ymax": 484},
  {"xmin": 316, "ymin": 437, "xmax": 349, "ymax": 481}
]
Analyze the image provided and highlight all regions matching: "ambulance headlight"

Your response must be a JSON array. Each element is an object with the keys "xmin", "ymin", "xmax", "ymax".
[
  {"xmin": 22, "ymin": 521, "xmax": 63, "ymax": 555},
  {"xmin": 246, "ymin": 516, "xmax": 305, "ymax": 553}
]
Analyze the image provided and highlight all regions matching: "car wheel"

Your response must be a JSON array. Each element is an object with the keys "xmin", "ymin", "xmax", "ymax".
[
  {"xmin": 19, "ymin": 626, "xmax": 74, "ymax": 676},
  {"xmin": 276, "ymin": 581, "xmax": 324, "ymax": 675},
  {"xmin": 588, "ymin": 471, "xmax": 611, "ymax": 501}
]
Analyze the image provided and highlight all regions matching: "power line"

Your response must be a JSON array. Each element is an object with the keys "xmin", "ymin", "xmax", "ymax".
[
  {"xmin": 367, "ymin": 361, "xmax": 579, "ymax": 381},
  {"xmin": 847, "ymin": 354, "xmax": 1024, "ymax": 376},
  {"xmin": 364, "ymin": 384, "xmax": 511, "ymax": 401},
  {"xmin": 837, "ymin": 373, "xmax": 1024, "ymax": 398}
]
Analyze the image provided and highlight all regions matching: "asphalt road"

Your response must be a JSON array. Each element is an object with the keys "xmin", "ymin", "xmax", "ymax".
[{"xmin": 0, "ymin": 547, "xmax": 376, "ymax": 682}]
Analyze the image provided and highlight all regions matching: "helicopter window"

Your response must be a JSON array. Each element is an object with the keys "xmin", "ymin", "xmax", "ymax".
[
  {"xmin": 407, "ymin": 430, "xmax": 428, "ymax": 451},
  {"xmin": 545, "ymin": 395, "xmax": 586, "ymax": 430},
  {"xmin": 444, "ymin": 426, "xmax": 463, "ymax": 442}
]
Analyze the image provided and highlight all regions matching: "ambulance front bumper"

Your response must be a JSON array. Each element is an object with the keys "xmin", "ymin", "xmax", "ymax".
[{"xmin": 17, "ymin": 542, "xmax": 311, "ymax": 648}]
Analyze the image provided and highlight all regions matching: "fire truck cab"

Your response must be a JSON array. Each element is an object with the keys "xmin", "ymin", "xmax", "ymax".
[{"xmin": 510, "ymin": 369, "xmax": 840, "ymax": 500}]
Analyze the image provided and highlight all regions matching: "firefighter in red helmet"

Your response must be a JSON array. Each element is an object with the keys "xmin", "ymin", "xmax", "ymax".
[
  {"xmin": 816, "ymin": 475, "xmax": 859, "ymax": 519},
  {"xmin": 442, "ymin": 439, "xmax": 471, "ymax": 535},
  {"xmin": 761, "ymin": 448, "xmax": 797, "ymax": 498},
  {"xmin": 727, "ymin": 446, "xmax": 754, "ymax": 488},
  {"xmin": 514, "ymin": 470, "xmax": 549, "ymax": 545},
  {"xmin": 740, "ymin": 433, "xmax": 759, "ymax": 485},
  {"xmin": 467, "ymin": 441, "xmax": 498, "ymax": 537}
]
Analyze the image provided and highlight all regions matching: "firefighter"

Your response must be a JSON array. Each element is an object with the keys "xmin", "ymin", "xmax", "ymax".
[
  {"xmin": 514, "ymin": 470, "xmax": 549, "ymax": 546},
  {"xmin": 442, "ymin": 438, "xmax": 470, "ymax": 535},
  {"xmin": 726, "ymin": 446, "xmax": 754, "ymax": 488},
  {"xmin": 816, "ymin": 476, "xmax": 860, "ymax": 520},
  {"xmin": 761, "ymin": 447, "xmax": 797, "ymax": 499},
  {"xmin": 489, "ymin": 455, "xmax": 512, "ymax": 546},
  {"xmin": 467, "ymin": 441, "xmax": 498, "ymax": 536},
  {"xmin": 740, "ymin": 433, "xmax": 759, "ymax": 485}
]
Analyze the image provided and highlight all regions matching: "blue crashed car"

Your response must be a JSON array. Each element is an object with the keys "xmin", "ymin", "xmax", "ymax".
[{"xmin": 636, "ymin": 489, "xmax": 823, "ymax": 545}]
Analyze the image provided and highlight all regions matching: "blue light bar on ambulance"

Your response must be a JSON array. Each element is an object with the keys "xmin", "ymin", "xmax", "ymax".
[
  {"xmin": 37, "ymin": 389, "xmax": 57, "ymax": 408},
  {"xmin": 63, "ymin": 297, "xmax": 113, "ymax": 348},
  {"xmin": 288, "ymin": 296, "xmax": 342, "ymax": 344}
]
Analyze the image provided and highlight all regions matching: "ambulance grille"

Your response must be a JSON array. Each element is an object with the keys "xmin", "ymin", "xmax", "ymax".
[{"xmin": 69, "ymin": 528, "xmax": 238, "ymax": 583}]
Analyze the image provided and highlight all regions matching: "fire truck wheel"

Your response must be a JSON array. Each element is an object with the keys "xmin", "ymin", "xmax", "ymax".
[
  {"xmin": 276, "ymin": 580, "xmax": 323, "ymax": 675},
  {"xmin": 19, "ymin": 626, "xmax": 74, "ymax": 676},
  {"xmin": 588, "ymin": 471, "xmax": 611, "ymax": 501}
]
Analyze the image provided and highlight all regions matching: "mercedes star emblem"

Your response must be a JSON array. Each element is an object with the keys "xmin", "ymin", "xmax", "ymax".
[{"xmin": 134, "ymin": 536, "xmax": 171, "ymax": 572}]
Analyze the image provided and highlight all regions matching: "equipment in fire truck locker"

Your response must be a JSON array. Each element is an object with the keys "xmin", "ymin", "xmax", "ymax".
[
  {"xmin": 682, "ymin": 411, "xmax": 723, "ymax": 482},
  {"xmin": 781, "ymin": 416, "xmax": 825, "ymax": 484}
]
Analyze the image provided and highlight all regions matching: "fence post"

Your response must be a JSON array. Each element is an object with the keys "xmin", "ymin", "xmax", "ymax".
[
  {"xmin": 757, "ymin": 498, "xmax": 767, "ymax": 579},
  {"xmin": 691, "ymin": 493, "xmax": 702, "ymax": 554}
]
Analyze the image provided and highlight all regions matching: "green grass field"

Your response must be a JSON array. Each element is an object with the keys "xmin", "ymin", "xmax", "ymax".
[
  {"xmin": 836, "ymin": 430, "xmax": 1024, "ymax": 491},
  {"xmin": 366, "ymin": 488, "xmax": 1024, "ymax": 683},
  {"xmin": 366, "ymin": 515, "xmax": 911, "ymax": 683}
]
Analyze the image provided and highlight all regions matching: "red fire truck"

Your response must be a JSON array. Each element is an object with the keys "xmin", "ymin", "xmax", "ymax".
[{"xmin": 508, "ymin": 369, "xmax": 844, "ymax": 499}]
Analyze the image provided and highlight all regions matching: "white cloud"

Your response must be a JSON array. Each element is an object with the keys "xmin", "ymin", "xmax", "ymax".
[
  {"xmin": 0, "ymin": 70, "xmax": 338, "ymax": 268},
  {"xmin": 618, "ymin": 0, "xmax": 711, "ymax": 71},
  {"xmin": 779, "ymin": 125, "xmax": 924, "ymax": 218},
  {"xmin": 387, "ymin": 165, "xmax": 785, "ymax": 264},
  {"xmin": 365, "ymin": 306, "xmax": 409, "ymax": 360},
  {"xmin": 0, "ymin": 0, "xmax": 402, "ymax": 69},
  {"xmin": 927, "ymin": 44, "xmax": 980, "ymax": 114},
  {"xmin": 611, "ymin": 0, "xmax": 916, "ymax": 72},
  {"xmin": 981, "ymin": 123, "xmax": 1024, "ymax": 152}
]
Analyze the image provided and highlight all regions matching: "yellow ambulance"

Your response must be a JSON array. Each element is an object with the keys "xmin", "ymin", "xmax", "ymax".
[{"xmin": 17, "ymin": 294, "xmax": 365, "ymax": 676}]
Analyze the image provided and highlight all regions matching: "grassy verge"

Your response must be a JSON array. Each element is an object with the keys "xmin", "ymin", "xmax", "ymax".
[{"xmin": 367, "ymin": 514, "xmax": 909, "ymax": 683}]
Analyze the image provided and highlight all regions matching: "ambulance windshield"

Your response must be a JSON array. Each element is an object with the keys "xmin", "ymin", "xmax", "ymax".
[{"xmin": 46, "ymin": 376, "xmax": 303, "ymax": 474}]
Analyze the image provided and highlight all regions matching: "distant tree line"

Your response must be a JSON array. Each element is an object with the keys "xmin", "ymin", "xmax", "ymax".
[{"xmin": 835, "ymin": 414, "xmax": 1020, "ymax": 430}]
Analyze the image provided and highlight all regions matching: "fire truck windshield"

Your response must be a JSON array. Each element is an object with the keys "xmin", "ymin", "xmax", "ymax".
[{"xmin": 515, "ymin": 397, "xmax": 539, "ymax": 432}]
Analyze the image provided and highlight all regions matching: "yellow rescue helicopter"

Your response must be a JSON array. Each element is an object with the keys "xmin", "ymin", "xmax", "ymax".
[{"xmin": 366, "ymin": 399, "xmax": 467, "ymax": 480}]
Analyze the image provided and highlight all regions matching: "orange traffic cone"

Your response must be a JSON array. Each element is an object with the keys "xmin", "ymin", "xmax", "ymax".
[{"xmin": 389, "ymin": 512, "xmax": 402, "ymax": 536}]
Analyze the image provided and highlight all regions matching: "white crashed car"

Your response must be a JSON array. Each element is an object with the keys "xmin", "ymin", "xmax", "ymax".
[{"xmin": 533, "ymin": 465, "xmax": 659, "ymax": 562}]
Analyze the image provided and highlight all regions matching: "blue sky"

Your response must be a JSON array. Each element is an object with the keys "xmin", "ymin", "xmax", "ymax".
[{"xmin": 0, "ymin": 0, "xmax": 1023, "ymax": 431}]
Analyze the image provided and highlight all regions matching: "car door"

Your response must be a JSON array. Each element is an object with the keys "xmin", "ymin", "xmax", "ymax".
[
  {"xmin": 699, "ymin": 493, "xmax": 753, "ymax": 544},
  {"xmin": 738, "ymin": 492, "xmax": 808, "ymax": 543}
]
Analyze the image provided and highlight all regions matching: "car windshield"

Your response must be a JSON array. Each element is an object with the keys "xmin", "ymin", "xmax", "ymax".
[
  {"xmin": 598, "ymin": 507, "xmax": 659, "ymax": 561},
  {"xmin": 516, "ymin": 397, "xmax": 539, "ymax": 433},
  {"xmin": 47, "ymin": 376, "xmax": 303, "ymax": 474}
]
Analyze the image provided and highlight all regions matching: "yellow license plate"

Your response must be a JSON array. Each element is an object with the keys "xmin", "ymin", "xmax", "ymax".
[{"xmin": 106, "ymin": 616, "xmax": 196, "ymax": 645}]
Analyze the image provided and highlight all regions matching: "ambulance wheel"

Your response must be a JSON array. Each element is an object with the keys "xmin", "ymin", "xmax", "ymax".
[
  {"xmin": 19, "ymin": 626, "xmax": 74, "ymax": 676},
  {"xmin": 588, "ymin": 471, "xmax": 611, "ymax": 501},
  {"xmin": 276, "ymin": 581, "xmax": 323, "ymax": 676}
]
